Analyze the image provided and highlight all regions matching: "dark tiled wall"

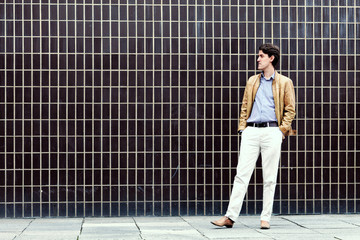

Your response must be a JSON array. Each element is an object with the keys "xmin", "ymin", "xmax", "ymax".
[{"xmin": 0, "ymin": 0, "xmax": 359, "ymax": 217}]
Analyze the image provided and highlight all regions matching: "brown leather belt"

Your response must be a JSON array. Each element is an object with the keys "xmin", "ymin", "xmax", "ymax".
[{"xmin": 247, "ymin": 122, "xmax": 278, "ymax": 128}]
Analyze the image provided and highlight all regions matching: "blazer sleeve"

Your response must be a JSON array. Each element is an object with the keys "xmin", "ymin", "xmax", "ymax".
[{"xmin": 237, "ymin": 80, "xmax": 251, "ymax": 132}]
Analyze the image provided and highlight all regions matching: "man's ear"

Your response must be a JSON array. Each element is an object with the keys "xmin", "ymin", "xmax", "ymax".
[{"xmin": 269, "ymin": 55, "xmax": 275, "ymax": 62}]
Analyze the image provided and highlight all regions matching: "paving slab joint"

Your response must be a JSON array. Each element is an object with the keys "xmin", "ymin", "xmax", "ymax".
[
  {"xmin": 280, "ymin": 217, "xmax": 308, "ymax": 229},
  {"xmin": 180, "ymin": 216, "xmax": 210, "ymax": 240},
  {"xmin": 281, "ymin": 216, "xmax": 341, "ymax": 237},
  {"xmin": 132, "ymin": 217, "xmax": 144, "ymax": 239},
  {"xmin": 13, "ymin": 218, "xmax": 35, "ymax": 239},
  {"xmin": 76, "ymin": 217, "xmax": 85, "ymax": 240},
  {"xmin": 338, "ymin": 219, "xmax": 360, "ymax": 228}
]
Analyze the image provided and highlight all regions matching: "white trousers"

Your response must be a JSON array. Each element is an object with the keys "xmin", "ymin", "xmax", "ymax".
[{"xmin": 225, "ymin": 126, "xmax": 283, "ymax": 222}]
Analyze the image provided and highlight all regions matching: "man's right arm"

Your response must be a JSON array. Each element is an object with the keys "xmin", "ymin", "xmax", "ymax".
[{"xmin": 237, "ymin": 82, "xmax": 250, "ymax": 133}]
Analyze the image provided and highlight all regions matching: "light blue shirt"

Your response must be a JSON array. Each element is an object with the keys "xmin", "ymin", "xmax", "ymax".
[{"xmin": 247, "ymin": 72, "xmax": 277, "ymax": 123}]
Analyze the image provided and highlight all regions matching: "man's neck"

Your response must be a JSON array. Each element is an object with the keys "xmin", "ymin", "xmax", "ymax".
[{"xmin": 262, "ymin": 67, "xmax": 275, "ymax": 79}]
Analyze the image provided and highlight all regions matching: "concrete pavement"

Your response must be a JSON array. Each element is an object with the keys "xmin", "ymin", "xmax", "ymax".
[{"xmin": 0, "ymin": 214, "xmax": 360, "ymax": 239}]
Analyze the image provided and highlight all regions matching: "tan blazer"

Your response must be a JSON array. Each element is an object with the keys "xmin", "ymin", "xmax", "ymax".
[{"xmin": 237, "ymin": 71, "xmax": 296, "ymax": 137}]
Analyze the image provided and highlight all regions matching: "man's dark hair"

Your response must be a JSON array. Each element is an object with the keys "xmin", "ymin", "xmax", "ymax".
[{"xmin": 259, "ymin": 43, "xmax": 280, "ymax": 68}]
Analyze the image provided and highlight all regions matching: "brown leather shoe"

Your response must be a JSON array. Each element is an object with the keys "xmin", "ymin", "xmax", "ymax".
[
  {"xmin": 260, "ymin": 220, "xmax": 270, "ymax": 229},
  {"xmin": 211, "ymin": 216, "xmax": 234, "ymax": 228}
]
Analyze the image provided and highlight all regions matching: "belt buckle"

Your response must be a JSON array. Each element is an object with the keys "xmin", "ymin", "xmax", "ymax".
[
  {"xmin": 259, "ymin": 122, "xmax": 270, "ymax": 127},
  {"xmin": 258, "ymin": 123, "xmax": 265, "ymax": 127}
]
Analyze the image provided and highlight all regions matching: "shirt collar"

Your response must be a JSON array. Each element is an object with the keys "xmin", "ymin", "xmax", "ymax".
[{"xmin": 261, "ymin": 72, "xmax": 275, "ymax": 81}]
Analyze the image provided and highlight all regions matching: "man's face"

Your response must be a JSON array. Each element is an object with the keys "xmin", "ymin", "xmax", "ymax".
[{"xmin": 257, "ymin": 50, "xmax": 274, "ymax": 71}]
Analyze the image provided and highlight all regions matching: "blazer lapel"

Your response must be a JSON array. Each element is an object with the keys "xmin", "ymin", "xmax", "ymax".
[
  {"xmin": 272, "ymin": 71, "xmax": 280, "ymax": 115},
  {"xmin": 252, "ymin": 74, "xmax": 261, "ymax": 103}
]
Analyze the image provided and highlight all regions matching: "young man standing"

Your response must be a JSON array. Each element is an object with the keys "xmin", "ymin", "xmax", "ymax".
[{"xmin": 211, "ymin": 43, "xmax": 296, "ymax": 229}]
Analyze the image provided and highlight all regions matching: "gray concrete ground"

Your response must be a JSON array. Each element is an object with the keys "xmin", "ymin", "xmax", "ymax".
[{"xmin": 0, "ymin": 214, "xmax": 360, "ymax": 240}]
